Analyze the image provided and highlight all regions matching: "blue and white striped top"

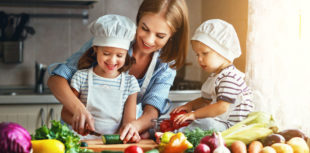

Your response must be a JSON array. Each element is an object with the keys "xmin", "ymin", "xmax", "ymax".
[
  {"xmin": 70, "ymin": 69, "xmax": 140, "ymax": 105},
  {"xmin": 50, "ymin": 38, "xmax": 176, "ymax": 114}
]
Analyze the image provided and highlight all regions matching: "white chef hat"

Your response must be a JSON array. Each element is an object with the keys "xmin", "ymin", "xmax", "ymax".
[
  {"xmin": 191, "ymin": 19, "xmax": 241, "ymax": 62},
  {"xmin": 89, "ymin": 14, "xmax": 136, "ymax": 50}
]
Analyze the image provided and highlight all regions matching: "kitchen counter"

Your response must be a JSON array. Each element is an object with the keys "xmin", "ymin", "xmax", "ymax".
[{"xmin": 0, "ymin": 90, "xmax": 201, "ymax": 104}]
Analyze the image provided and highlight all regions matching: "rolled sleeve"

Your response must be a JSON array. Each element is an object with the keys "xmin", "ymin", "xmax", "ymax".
[
  {"xmin": 142, "ymin": 65, "xmax": 176, "ymax": 114},
  {"xmin": 50, "ymin": 38, "xmax": 93, "ymax": 81}
]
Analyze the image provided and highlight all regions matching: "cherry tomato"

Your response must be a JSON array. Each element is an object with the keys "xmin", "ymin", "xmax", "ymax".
[{"xmin": 124, "ymin": 145, "xmax": 144, "ymax": 153}]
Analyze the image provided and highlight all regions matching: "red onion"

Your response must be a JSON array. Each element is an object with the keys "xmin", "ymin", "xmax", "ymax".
[
  {"xmin": 200, "ymin": 132, "xmax": 219, "ymax": 152},
  {"xmin": 0, "ymin": 122, "xmax": 32, "ymax": 153}
]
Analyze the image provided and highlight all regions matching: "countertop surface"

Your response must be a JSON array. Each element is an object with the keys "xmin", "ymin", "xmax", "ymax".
[{"xmin": 0, "ymin": 89, "xmax": 201, "ymax": 104}]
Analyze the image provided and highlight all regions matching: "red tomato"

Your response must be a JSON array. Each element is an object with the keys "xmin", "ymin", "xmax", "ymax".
[
  {"xmin": 124, "ymin": 145, "xmax": 144, "ymax": 153},
  {"xmin": 159, "ymin": 119, "xmax": 173, "ymax": 132},
  {"xmin": 170, "ymin": 110, "xmax": 188, "ymax": 121},
  {"xmin": 170, "ymin": 110, "xmax": 191, "ymax": 129}
]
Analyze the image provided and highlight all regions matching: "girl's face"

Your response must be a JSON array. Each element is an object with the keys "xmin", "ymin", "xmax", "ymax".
[
  {"xmin": 135, "ymin": 13, "xmax": 172, "ymax": 54},
  {"xmin": 94, "ymin": 46, "xmax": 127, "ymax": 78},
  {"xmin": 191, "ymin": 40, "xmax": 230, "ymax": 74}
]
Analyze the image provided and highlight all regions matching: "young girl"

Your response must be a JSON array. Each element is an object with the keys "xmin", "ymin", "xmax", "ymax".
[
  {"xmin": 172, "ymin": 19, "xmax": 254, "ymax": 131},
  {"xmin": 61, "ymin": 14, "xmax": 140, "ymax": 139}
]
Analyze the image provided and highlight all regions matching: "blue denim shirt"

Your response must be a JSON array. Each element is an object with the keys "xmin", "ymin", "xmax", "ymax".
[{"xmin": 50, "ymin": 38, "xmax": 176, "ymax": 114}]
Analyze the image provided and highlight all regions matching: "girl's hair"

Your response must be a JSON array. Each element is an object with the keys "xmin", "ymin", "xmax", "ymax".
[
  {"xmin": 78, "ymin": 47, "xmax": 135, "ymax": 73},
  {"xmin": 136, "ymin": 0, "xmax": 189, "ymax": 70}
]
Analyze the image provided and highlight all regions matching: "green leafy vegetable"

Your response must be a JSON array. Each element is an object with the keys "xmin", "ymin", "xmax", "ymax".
[
  {"xmin": 183, "ymin": 128, "xmax": 215, "ymax": 153},
  {"xmin": 31, "ymin": 120, "xmax": 93, "ymax": 153}
]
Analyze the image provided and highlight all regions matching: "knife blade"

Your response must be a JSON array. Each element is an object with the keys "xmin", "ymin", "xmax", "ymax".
[{"xmin": 89, "ymin": 130, "xmax": 102, "ymax": 136}]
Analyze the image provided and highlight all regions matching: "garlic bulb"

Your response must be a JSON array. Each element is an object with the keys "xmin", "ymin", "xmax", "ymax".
[{"xmin": 213, "ymin": 132, "xmax": 231, "ymax": 153}]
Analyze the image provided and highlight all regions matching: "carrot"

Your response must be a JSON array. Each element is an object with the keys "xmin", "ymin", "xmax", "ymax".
[
  {"xmin": 248, "ymin": 141, "xmax": 263, "ymax": 153},
  {"xmin": 231, "ymin": 141, "xmax": 247, "ymax": 153}
]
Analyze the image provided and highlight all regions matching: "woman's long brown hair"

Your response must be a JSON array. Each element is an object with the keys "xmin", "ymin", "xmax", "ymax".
[
  {"xmin": 136, "ymin": 0, "xmax": 189, "ymax": 70},
  {"xmin": 78, "ymin": 47, "xmax": 135, "ymax": 73}
]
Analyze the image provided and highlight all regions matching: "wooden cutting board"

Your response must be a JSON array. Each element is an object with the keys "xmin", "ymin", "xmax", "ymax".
[{"xmin": 81, "ymin": 139, "xmax": 158, "ymax": 152}]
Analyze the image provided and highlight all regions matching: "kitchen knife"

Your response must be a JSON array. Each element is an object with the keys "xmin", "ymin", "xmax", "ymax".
[{"xmin": 89, "ymin": 130, "xmax": 102, "ymax": 136}]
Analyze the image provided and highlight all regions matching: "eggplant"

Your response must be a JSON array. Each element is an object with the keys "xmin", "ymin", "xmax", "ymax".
[
  {"xmin": 277, "ymin": 129, "xmax": 307, "ymax": 141},
  {"xmin": 263, "ymin": 134, "xmax": 285, "ymax": 146}
]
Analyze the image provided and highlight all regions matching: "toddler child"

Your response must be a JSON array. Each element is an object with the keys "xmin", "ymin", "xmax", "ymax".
[{"xmin": 172, "ymin": 19, "xmax": 254, "ymax": 131}]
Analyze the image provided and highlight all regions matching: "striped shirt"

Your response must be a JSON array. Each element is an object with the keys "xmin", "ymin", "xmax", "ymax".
[
  {"xmin": 70, "ymin": 69, "xmax": 140, "ymax": 105},
  {"xmin": 202, "ymin": 65, "xmax": 254, "ymax": 127}
]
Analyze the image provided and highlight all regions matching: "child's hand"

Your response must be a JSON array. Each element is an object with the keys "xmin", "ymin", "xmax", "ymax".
[
  {"xmin": 119, "ymin": 121, "xmax": 141, "ymax": 144},
  {"xmin": 171, "ymin": 105, "xmax": 192, "ymax": 114},
  {"xmin": 173, "ymin": 112, "xmax": 195, "ymax": 126}
]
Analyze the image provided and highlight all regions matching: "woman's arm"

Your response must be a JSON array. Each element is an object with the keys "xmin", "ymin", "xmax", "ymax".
[{"xmin": 47, "ymin": 75, "xmax": 95, "ymax": 133}]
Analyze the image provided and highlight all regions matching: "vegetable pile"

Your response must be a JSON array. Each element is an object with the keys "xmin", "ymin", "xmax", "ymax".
[
  {"xmin": 31, "ymin": 120, "xmax": 92, "ymax": 153},
  {"xmin": 0, "ymin": 122, "xmax": 32, "ymax": 153}
]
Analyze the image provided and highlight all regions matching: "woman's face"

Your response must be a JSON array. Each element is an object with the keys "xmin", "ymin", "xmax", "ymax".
[
  {"xmin": 135, "ymin": 13, "xmax": 172, "ymax": 54},
  {"xmin": 191, "ymin": 40, "xmax": 230, "ymax": 74},
  {"xmin": 94, "ymin": 46, "xmax": 127, "ymax": 78}
]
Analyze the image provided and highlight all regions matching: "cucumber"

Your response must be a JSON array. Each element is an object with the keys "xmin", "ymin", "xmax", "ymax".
[
  {"xmin": 145, "ymin": 149, "xmax": 160, "ymax": 153},
  {"xmin": 101, "ymin": 134, "xmax": 123, "ymax": 144}
]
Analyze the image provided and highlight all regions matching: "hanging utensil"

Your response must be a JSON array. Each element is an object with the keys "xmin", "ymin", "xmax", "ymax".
[
  {"xmin": 0, "ymin": 11, "xmax": 8, "ymax": 41},
  {"xmin": 11, "ymin": 13, "xmax": 29, "ymax": 41}
]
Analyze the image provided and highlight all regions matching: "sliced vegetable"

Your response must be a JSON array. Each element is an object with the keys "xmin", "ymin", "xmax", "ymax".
[
  {"xmin": 231, "ymin": 140, "xmax": 247, "ymax": 153},
  {"xmin": 80, "ymin": 141, "xmax": 88, "ymax": 147},
  {"xmin": 102, "ymin": 134, "xmax": 123, "ymax": 144},
  {"xmin": 248, "ymin": 141, "xmax": 263, "ymax": 153},
  {"xmin": 124, "ymin": 145, "xmax": 144, "ymax": 153},
  {"xmin": 0, "ymin": 122, "xmax": 32, "ymax": 153}
]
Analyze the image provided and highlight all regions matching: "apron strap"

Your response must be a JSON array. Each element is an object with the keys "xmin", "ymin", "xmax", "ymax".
[{"xmin": 138, "ymin": 51, "xmax": 159, "ymax": 100}]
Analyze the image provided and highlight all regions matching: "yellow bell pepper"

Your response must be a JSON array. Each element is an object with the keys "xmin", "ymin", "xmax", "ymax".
[
  {"xmin": 31, "ymin": 139, "xmax": 65, "ymax": 153},
  {"xmin": 162, "ymin": 132, "xmax": 193, "ymax": 153}
]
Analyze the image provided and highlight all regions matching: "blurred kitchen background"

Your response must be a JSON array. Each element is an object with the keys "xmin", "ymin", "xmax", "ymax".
[
  {"xmin": 1, "ymin": 0, "xmax": 310, "ymax": 135},
  {"xmin": 0, "ymin": 0, "xmax": 248, "ymax": 88}
]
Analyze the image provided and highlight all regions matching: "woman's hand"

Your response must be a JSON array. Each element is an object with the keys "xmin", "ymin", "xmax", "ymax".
[
  {"xmin": 174, "ymin": 112, "xmax": 195, "ymax": 125},
  {"xmin": 119, "ymin": 121, "xmax": 141, "ymax": 144},
  {"xmin": 171, "ymin": 104, "xmax": 192, "ymax": 114},
  {"xmin": 72, "ymin": 107, "xmax": 95, "ymax": 136}
]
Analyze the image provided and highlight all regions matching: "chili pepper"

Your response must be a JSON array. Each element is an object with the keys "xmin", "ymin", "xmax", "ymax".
[{"xmin": 162, "ymin": 132, "xmax": 193, "ymax": 153}]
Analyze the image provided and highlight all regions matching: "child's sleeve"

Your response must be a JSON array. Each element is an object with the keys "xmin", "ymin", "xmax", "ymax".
[
  {"xmin": 70, "ymin": 70, "xmax": 86, "ymax": 93},
  {"xmin": 128, "ymin": 75, "xmax": 140, "ymax": 95},
  {"xmin": 216, "ymin": 76, "xmax": 245, "ymax": 104}
]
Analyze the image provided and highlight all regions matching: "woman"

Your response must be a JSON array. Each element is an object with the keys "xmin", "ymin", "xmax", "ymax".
[{"xmin": 48, "ymin": 0, "xmax": 189, "ymax": 143}]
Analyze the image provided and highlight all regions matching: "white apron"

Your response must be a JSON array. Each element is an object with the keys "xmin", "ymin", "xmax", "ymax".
[
  {"xmin": 183, "ymin": 74, "xmax": 228, "ymax": 131},
  {"xmin": 84, "ymin": 68, "xmax": 125, "ymax": 139},
  {"xmin": 136, "ymin": 51, "xmax": 159, "ymax": 118}
]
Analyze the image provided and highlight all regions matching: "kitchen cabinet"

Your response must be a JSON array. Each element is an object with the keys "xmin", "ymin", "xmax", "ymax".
[{"xmin": 0, "ymin": 103, "xmax": 62, "ymax": 134}]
